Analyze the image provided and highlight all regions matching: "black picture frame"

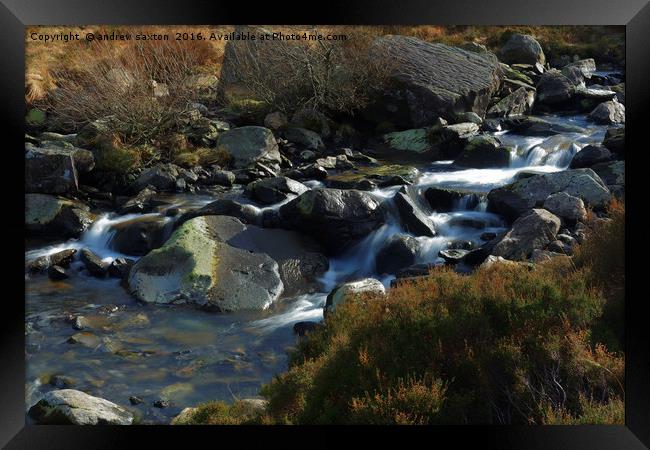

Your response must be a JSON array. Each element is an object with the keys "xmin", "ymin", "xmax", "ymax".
[{"xmin": 2, "ymin": 0, "xmax": 648, "ymax": 448}]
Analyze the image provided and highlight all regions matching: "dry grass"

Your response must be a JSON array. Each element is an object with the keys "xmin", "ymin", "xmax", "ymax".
[{"xmin": 27, "ymin": 25, "xmax": 624, "ymax": 106}]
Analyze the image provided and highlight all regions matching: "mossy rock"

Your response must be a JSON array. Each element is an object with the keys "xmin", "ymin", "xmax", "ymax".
[
  {"xmin": 128, "ymin": 216, "xmax": 283, "ymax": 312},
  {"xmin": 382, "ymin": 128, "xmax": 432, "ymax": 153},
  {"xmin": 328, "ymin": 164, "xmax": 419, "ymax": 185}
]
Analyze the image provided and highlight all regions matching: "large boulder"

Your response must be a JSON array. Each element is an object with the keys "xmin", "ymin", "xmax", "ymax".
[
  {"xmin": 324, "ymin": 278, "xmax": 385, "ymax": 315},
  {"xmin": 454, "ymin": 135, "xmax": 511, "ymax": 168},
  {"xmin": 26, "ymin": 194, "xmax": 93, "ymax": 238},
  {"xmin": 535, "ymin": 70, "xmax": 575, "ymax": 105},
  {"xmin": 569, "ymin": 145, "xmax": 612, "ymax": 169},
  {"xmin": 487, "ymin": 86, "xmax": 535, "ymax": 117},
  {"xmin": 216, "ymin": 126, "xmax": 281, "ymax": 171},
  {"xmin": 393, "ymin": 189, "xmax": 436, "ymax": 237},
  {"xmin": 376, "ymin": 234, "xmax": 420, "ymax": 274},
  {"xmin": 589, "ymin": 100, "xmax": 625, "ymax": 125},
  {"xmin": 245, "ymin": 176, "xmax": 309, "ymax": 205},
  {"xmin": 25, "ymin": 147, "xmax": 79, "ymax": 194},
  {"xmin": 500, "ymin": 34, "xmax": 545, "ymax": 65},
  {"xmin": 366, "ymin": 36, "xmax": 502, "ymax": 128},
  {"xmin": 487, "ymin": 169, "xmax": 610, "ymax": 221},
  {"xmin": 128, "ymin": 216, "xmax": 283, "ymax": 311},
  {"xmin": 211, "ymin": 216, "xmax": 329, "ymax": 297},
  {"xmin": 278, "ymin": 188, "xmax": 385, "ymax": 253},
  {"xmin": 542, "ymin": 192, "xmax": 587, "ymax": 223},
  {"xmin": 491, "ymin": 209, "xmax": 561, "ymax": 260},
  {"xmin": 28, "ymin": 389, "xmax": 133, "ymax": 425}
]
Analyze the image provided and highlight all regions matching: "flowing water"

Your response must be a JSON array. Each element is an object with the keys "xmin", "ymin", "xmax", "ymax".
[{"xmin": 24, "ymin": 113, "xmax": 610, "ymax": 423}]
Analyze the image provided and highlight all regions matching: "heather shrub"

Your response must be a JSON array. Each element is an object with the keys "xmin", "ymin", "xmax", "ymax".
[{"xmin": 261, "ymin": 259, "xmax": 623, "ymax": 425}]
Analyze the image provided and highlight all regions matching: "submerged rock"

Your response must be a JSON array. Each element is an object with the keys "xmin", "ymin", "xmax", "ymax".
[
  {"xmin": 491, "ymin": 209, "xmax": 561, "ymax": 260},
  {"xmin": 128, "ymin": 216, "xmax": 284, "ymax": 311},
  {"xmin": 28, "ymin": 389, "xmax": 133, "ymax": 425},
  {"xmin": 279, "ymin": 188, "xmax": 385, "ymax": 253},
  {"xmin": 324, "ymin": 278, "xmax": 385, "ymax": 315},
  {"xmin": 47, "ymin": 265, "xmax": 69, "ymax": 281}
]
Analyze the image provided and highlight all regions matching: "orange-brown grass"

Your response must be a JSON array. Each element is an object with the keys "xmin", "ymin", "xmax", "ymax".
[
  {"xmin": 26, "ymin": 25, "xmax": 624, "ymax": 106},
  {"xmin": 259, "ymin": 243, "xmax": 623, "ymax": 424}
]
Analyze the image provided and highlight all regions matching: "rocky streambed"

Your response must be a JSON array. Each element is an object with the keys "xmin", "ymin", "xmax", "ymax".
[{"xmin": 24, "ymin": 33, "xmax": 625, "ymax": 424}]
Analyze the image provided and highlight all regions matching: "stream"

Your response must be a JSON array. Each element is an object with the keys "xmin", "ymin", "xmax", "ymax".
[{"xmin": 25, "ymin": 112, "xmax": 609, "ymax": 423}]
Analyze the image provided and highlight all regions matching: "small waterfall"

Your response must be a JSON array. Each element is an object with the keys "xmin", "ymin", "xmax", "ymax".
[
  {"xmin": 26, "ymin": 213, "xmax": 164, "ymax": 264},
  {"xmin": 453, "ymin": 193, "xmax": 486, "ymax": 212}
]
